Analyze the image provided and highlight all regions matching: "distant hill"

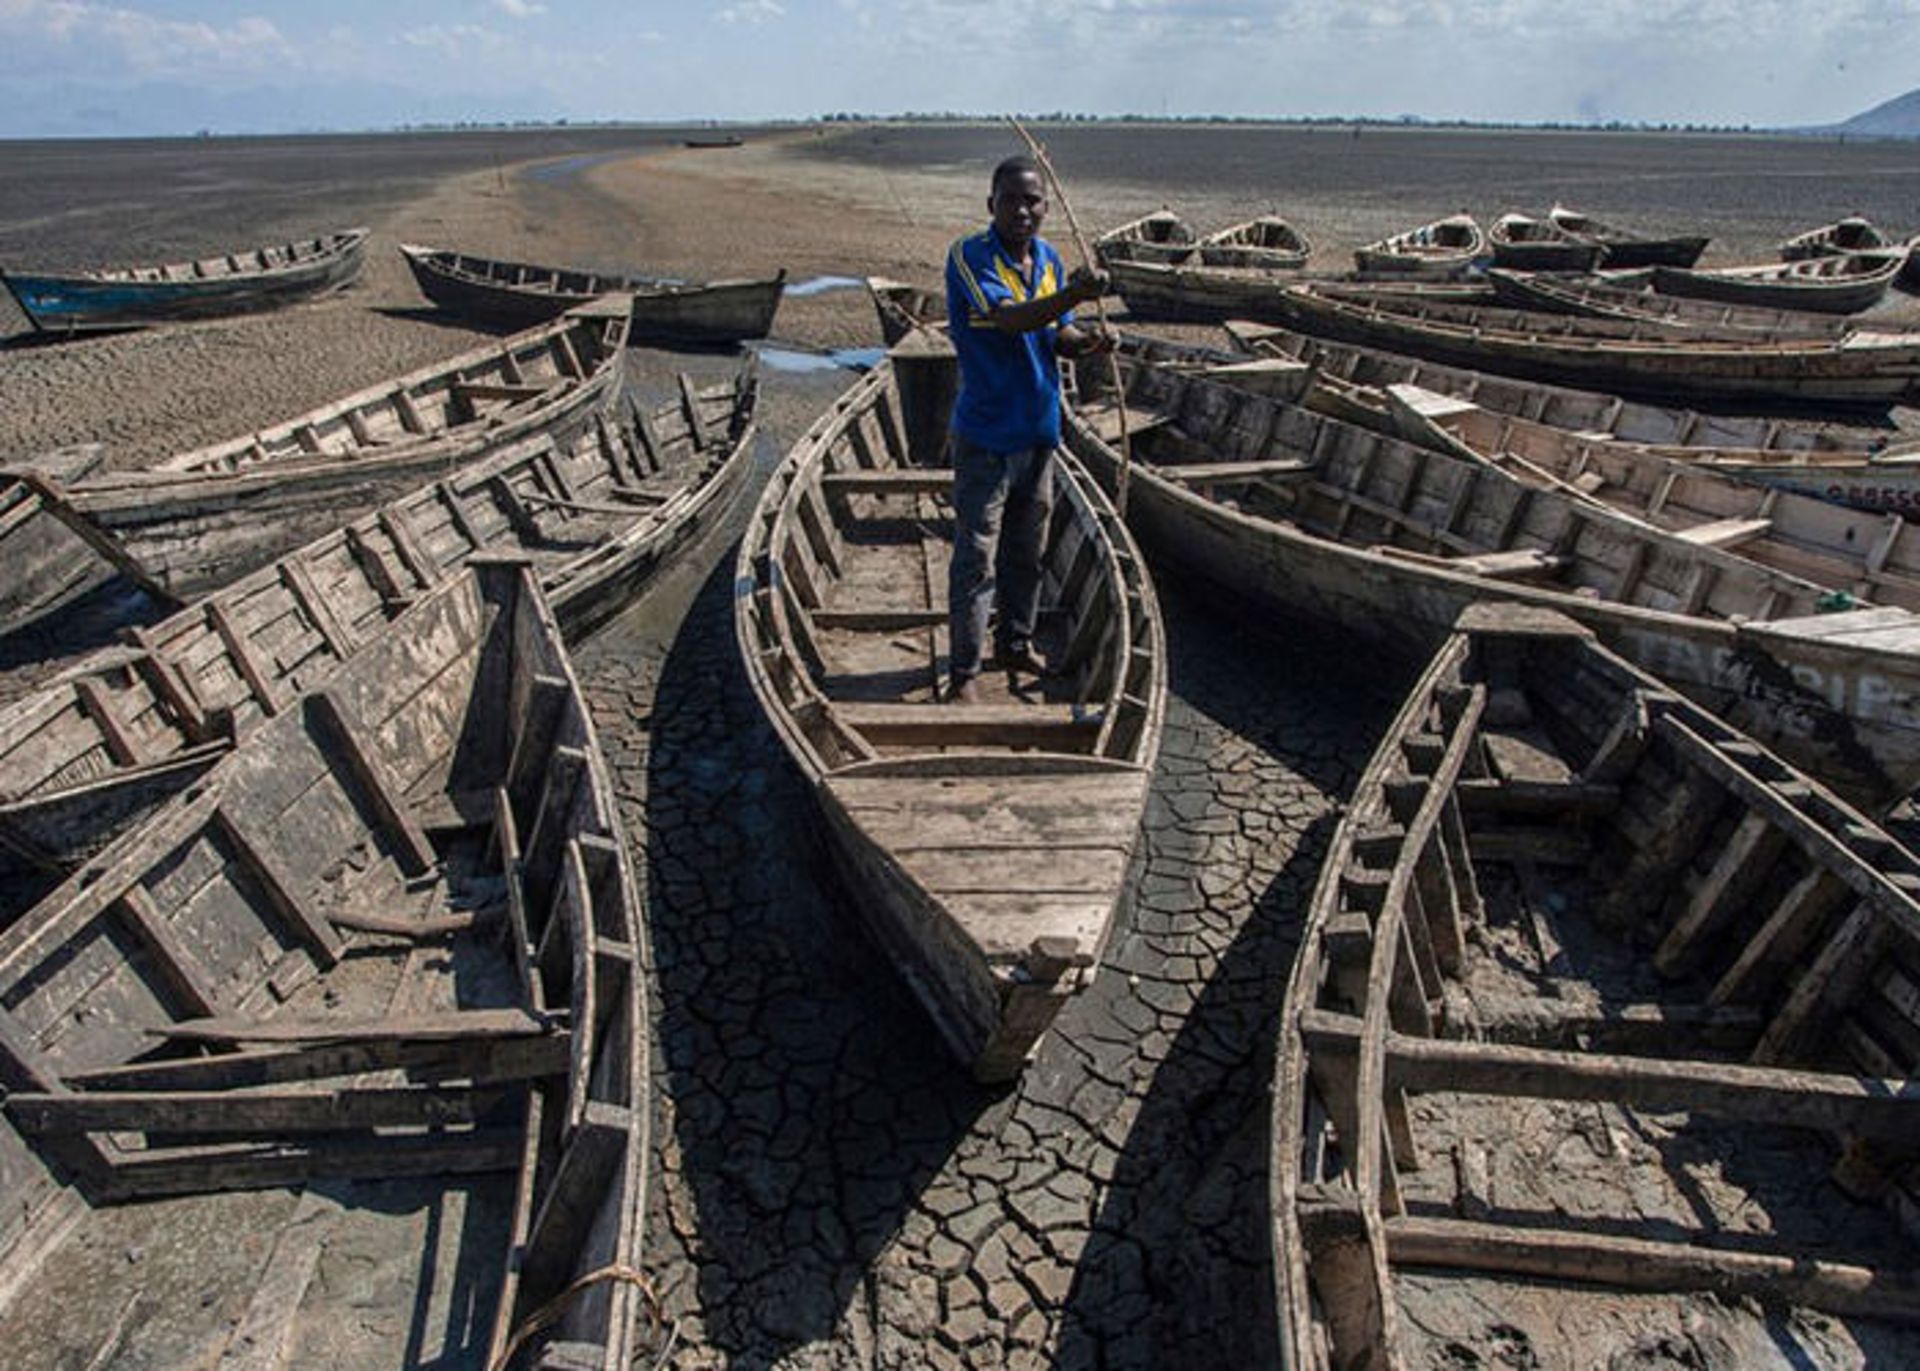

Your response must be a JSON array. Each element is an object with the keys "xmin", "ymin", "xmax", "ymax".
[{"xmin": 1835, "ymin": 87, "xmax": 1920, "ymax": 137}]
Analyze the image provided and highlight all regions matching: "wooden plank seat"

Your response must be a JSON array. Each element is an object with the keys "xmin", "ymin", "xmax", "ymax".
[
  {"xmin": 821, "ymin": 469, "xmax": 957, "ymax": 495},
  {"xmin": 832, "ymin": 701, "xmax": 1101, "ymax": 750}
]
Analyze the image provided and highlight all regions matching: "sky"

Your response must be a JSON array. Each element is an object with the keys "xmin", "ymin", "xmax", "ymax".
[{"xmin": 1, "ymin": 0, "xmax": 1917, "ymax": 138}]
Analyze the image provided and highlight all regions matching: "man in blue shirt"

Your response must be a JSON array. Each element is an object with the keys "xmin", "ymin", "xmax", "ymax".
[{"xmin": 944, "ymin": 155, "xmax": 1113, "ymax": 704}]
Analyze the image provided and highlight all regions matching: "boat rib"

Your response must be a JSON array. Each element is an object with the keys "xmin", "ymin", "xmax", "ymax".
[
  {"xmin": 0, "ymin": 559, "xmax": 655, "ymax": 1370},
  {"xmin": 736, "ymin": 354, "xmax": 1166, "ymax": 1081},
  {"xmin": 1274, "ymin": 601, "xmax": 1920, "ymax": 1367}
]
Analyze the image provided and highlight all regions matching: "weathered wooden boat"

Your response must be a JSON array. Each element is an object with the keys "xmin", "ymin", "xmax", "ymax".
[
  {"xmin": 683, "ymin": 133, "xmax": 744, "ymax": 148},
  {"xmin": 0, "ymin": 368, "xmax": 759, "ymax": 915},
  {"xmin": 1651, "ymin": 250, "xmax": 1907, "ymax": 316},
  {"xmin": 1353, "ymin": 215, "xmax": 1485, "ymax": 275},
  {"xmin": 0, "ymin": 310, "xmax": 631, "ymax": 632},
  {"xmin": 1263, "ymin": 284, "xmax": 1920, "ymax": 409},
  {"xmin": 400, "ymin": 244, "xmax": 786, "ymax": 342},
  {"xmin": 1546, "ymin": 203, "xmax": 1709, "ymax": 268},
  {"xmin": 1197, "ymin": 215, "xmax": 1311, "ymax": 270},
  {"xmin": 866, "ymin": 275, "xmax": 946, "ymax": 347},
  {"xmin": 1109, "ymin": 259, "xmax": 1484, "ymax": 324},
  {"xmin": 1223, "ymin": 318, "xmax": 1898, "ymax": 455},
  {"xmin": 1065, "ymin": 351, "xmax": 1920, "ymax": 803},
  {"xmin": 2, "ymin": 230, "xmax": 367, "ymax": 335},
  {"xmin": 1483, "ymin": 268, "xmax": 1853, "ymax": 336},
  {"xmin": 1387, "ymin": 383, "xmax": 1920, "ymax": 581},
  {"xmin": 1488, "ymin": 213, "xmax": 1608, "ymax": 272},
  {"xmin": 736, "ymin": 353, "xmax": 1165, "ymax": 1081},
  {"xmin": 1781, "ymin": 216, "xmax": 1896, "ymax": 261},
  {"xmin": 1093, "ymin": 209, "xmax": 1197, "ymax": 266},
  {"xmin": 0, "ymin": 557, "xmax": 658, "ymax": 1370},
  {"xmin": 1273, "ymin": 600, "xmax": 1920, "ymax": 1369}
]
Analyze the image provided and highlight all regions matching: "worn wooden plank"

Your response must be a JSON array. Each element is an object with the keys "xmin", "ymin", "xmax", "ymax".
[
  {"xmin": 8, "ymin": 1083, "xmax": 516, "ymax": 1134},
  {"xmin": 213, "ymin": 807, "xmax": 345, "ymax": 968},
  {"xmin": 95, "ymin": 1127, "xmax": 522, "ymax": 1200},
  {"xmin": 305, "ymin": 690, "xmax": 438, "ymax": 876},
  {"xmin": 151, "ymin": 1007, "xmax": 556, "ymax": 1045},
  {"xmin": 66, "ymin": 1030, "xmax": 568, "ymax": 1092}
]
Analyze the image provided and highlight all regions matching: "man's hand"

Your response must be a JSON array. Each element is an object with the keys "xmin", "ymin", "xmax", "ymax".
[
  {"xmin": 1079, "ymin": 326, "xmax": 1118, "ymax": 356},
  {"xmin": 1067, "ymin": 265, "xmax": 1110, "ymax": 302}
]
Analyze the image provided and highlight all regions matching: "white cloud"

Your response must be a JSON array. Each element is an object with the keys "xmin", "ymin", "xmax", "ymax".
[
  {"xmin": 491, "ymin": 0, "xmax": 547, "ymax": 17},
  {"xmin": 398, "ymin": 23, "xmax": 511, "ymax": 58},
  {"xmin": 717, "ymin": 0, "xmax": 784, "ymax": 24},
  {"xmin": 0, "ymin": 1, "xmax": 294, "ymax": 76}
]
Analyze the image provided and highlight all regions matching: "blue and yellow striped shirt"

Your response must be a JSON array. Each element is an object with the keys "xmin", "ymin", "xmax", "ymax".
[{"xmin": 944, "ymin": 227, "xmax": 1074, "ymax": 454}]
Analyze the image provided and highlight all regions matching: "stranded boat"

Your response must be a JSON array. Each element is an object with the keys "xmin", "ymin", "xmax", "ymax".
[
  {"xmin": 1482, "ymin": 269, "xmax": 1854, "ymax": 336},
  {"xmin": 0, "ymin": 310, "xmax": 630, "ymax": 632},
  {"xmin": 1386, "ymin": 383, "xmax": 1920, "ymax": 575},
  {"xmin": 400, "ymin": 244, "xmax": 786, "ymax": 342},
  {"xmin": 1546, "ymin": 203, "xmax": 1710, "ymax": 268},
  {"xmin": 2, "ymin": 229, "xmax": 367, "ymax": 335},
  {"xmin": 0, "ymin": 558, "xmax": 657, "ymax": 1370},
  {"xmin": 736, "ymin": 354, "xmax": 1165, "ymax": 1081},
  {"xmin": 1780, "ymin": 216, "xmax": 1896, "ymax": 260},
  {"xmin": 1353, "ymin": 215, "xmax": 1486, "ymax": 276},
  {"xmin": 1197, "ymin": 215, "xmax": 1312, "ymax": 270},
  {"xmin": 1093, "ymin": 209, "xmax": 1197, "ymax": 266},
  {"xmin": 1273, "ymin": 601, "xmax": 1920, "ymax": 1368},
  {"xmin": 1064, "ymin": 350, "xmax": 1920, "ymax": 804},
  {"xmin": 1487, "ymin": 213, "xmax": 1608, "ymax": 273},
  {"xmin": 1222, "ymin": 318, "xmax": 1897, "ymax": 455},
  {"xmin": 0, "ymin": 369, "xmax": 759, "ymax": 914},
  {"xmin": 1264, "ymin": 284, "xmax": 1920, "ymax": 409},
  {"xmin": 1651, "ymin": 251, "xmax": 1908, "ymax": 316}
]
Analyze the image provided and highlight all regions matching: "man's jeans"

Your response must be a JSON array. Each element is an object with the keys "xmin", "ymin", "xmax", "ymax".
[{"xmin": 947, "ymin": 436, "xmax": 1054, "ymax": 685}]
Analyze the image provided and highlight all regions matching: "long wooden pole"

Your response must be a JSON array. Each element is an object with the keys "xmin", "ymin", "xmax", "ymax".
[{"xmin": 1007, "ymin": 117, "xmax": 1134, "ymax": 516}]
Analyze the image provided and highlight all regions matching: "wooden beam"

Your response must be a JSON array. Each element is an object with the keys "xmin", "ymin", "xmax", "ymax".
[
  {"xmin": 1385, "ymin": 1216, "xmax": 1920, "ymax": 1325},
  {"xmin": 205, "ymin": 597, "xmax": 285, "ymax": 718},
  {"xmin": 95, "ymin": 1126, "xmax": 523, "ymax": 1201},
  {"xmin": 305, "ymin": 691, "xmax": 438, "ymax": 876},
  {"xmin": 66, "ymin": 1030, "xmax": 569, "ymax": 1092},
  {"xmin": 8, "ymin": 1084, "xmax": 516, "ymax": 1135},
  {"xmin": 1303, "ymin": 1011, "xmax": 1920, "ymax": 1139},
  {"xmin": 213, "ymin": 808, "xmax": 345, "ymax": 968},
  {"xmin": 831, "ymin": 702, "xmax": 1101, "ymax": 751},
  {"xmin": 821, "ymin": 469, "xmax": 955, "ymax": 495},
  {"xmin": 811, "ymin": 608, "xmax": 947, "ymax": 632},
  {"xmin": 150, "ymin": 1007, "xmax": 557, "ymax": 1045}
]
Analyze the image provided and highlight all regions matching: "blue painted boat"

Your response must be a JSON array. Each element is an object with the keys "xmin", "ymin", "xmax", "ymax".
[{"xmin": 2, "ymin": 228, "xmax": 368, "ymax": 335}]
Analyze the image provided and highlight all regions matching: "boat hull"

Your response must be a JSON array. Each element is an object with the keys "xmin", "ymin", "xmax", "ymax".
[
  {"xmin": 2, "ymin": 231, "xmax": 367, "ymax": 333},
  {"xmin": 1065, "ymin": 410, "xmax": 1920, "ymax": 805},
  {"xmin": 401, "ymin": 245, "xmax": 786, "ymax": 342}
]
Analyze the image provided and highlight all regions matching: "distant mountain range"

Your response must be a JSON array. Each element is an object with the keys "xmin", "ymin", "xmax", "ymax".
[{"xmin": 1834, "ymin": 87, "xmax": 1920, "ymax": 137}]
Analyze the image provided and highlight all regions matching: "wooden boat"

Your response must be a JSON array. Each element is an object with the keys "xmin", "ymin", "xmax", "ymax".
[
  {"xmin": 1386, "ymin": 383, "xmax": 1920, "ymax": 580},
  {"xmin": 400, "ymin": 244, "xmax": 785, "ymax": 342},
  {"xmin": 1110, "ymin": 259, "xmax": 1484, "ymax": 324},
  {"xmin": 1483, "ymin": 268, "xmax": 1853, "ymax": 336},
  {"xmin": 736, "ymin": 353, "xmax": 1165, "ymax": 1081},
  {"xmin": 1093, "ymin": 209, "xmax": 1197, "ymax": 266},
  {"xmin": 1488, "ymin": 213, "xmax": 1607, "ymax": 272},
  {"xmin": 1223, "ymin": 318, "xmax": 1898, "ymax": 455},
  {"xmin": 1263, "ymin": 284, "xmax": 1920, "ymax": 409},
  {"xmin": 1546, "ymin": 203, "xmax": 1709, "ymax": 268},
  {"xmin": 0, "ymin": 310, "xmax": 631, "ymax": 631},
  {"xmin": 1064, "ymin": 351, "xmax": 1920, "ymax": 803},
  {"xmin": 683, "ymin": 133, "xmax": 744, "ymax": 148},
  {"xmin": 1273, "ymin": 600, "xmax": 1920, "ymax": 1369},
  {"xmin": 1197, "ymin": 215, "xmax": 1311, "ymax": 270},
  {"xmin": 1905, "ymin": 236, "xmax": 1920, "ymax": 291},
  {"xmin": 0, "ymin": 558, "xmax": 658, "ymax": 1370},
  {"xmin": 1651, "ymin": 250, "xmax": 1907, "ymax": 316},
  {"xmin": 866, "ymin": 275, "xmax": 945, "ymax": 346},
  {"xmin": 0, "ymin": 369, "xmax": 759, "ymax": 915},
  {"xmin": 1353, "ymin": 215, "xmax": 1485, "ymax": 275},
  {"xmin": 2, "ymin": 230, "xmax": 367, "ymax": 335},
  {"xmin": 1781, "ymin": 216, "xmax": 1896, "ymax": 260}
]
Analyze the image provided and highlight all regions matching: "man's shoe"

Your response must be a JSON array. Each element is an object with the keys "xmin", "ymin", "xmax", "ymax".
[
  {"xmin": 948, "ymin": 675, "xmax": 981, "ymax": 704},
  {"xmin": 997, "ymin": 643, "xmax": 1051, "ymax": 677}
]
